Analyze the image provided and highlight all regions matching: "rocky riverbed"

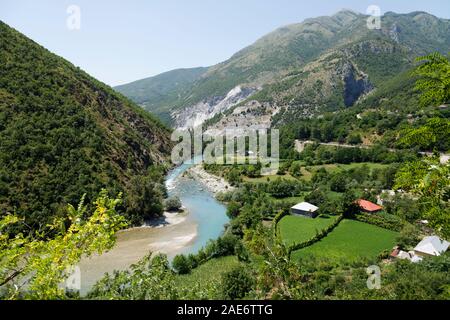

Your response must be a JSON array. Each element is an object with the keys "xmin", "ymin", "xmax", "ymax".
[{"xmin": 185, "ymin": 165, "xmax": 234, "ymax": 195}]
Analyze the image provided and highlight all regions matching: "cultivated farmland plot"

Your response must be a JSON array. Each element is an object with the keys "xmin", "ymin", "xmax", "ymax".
[{"xmin": 281, "ymin": 218, "xmax": 398, "ymax": 262}]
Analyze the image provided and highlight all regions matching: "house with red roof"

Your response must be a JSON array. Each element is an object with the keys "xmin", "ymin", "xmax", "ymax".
[{"xmin": 356, "ymin": 199, "xmax": 383, "ymax": 213}]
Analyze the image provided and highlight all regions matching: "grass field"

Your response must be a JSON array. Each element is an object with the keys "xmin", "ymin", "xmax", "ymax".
[
  {"xmin": 326, "ymin": 191, "xmax": 344, "ymax": 201},
  {"xmin": 175, "ymin": 256, "xmax": 240, "ymax": 291},
  {"xmin": 336, "ymin": 163, "xmax": 389, "ymax": 171},
  {"xmin": 291, "ymin": 220, "xmax": 398, "ymax": 262},
  {"xmin": 243, "ymin": 174, "xmax": 298, "ymax": 183},
  {"xmin": 226, "ymin": 162, "xmax": 388, "ymax": 184},
  {"xmin": 271, "ymin": 196, "xmax": 305, "ymax": 203},
  {"xmin": 299, "ymin": 162, "xmax": 389, "ymax": 181},
  {"xmin": 279, "ymin": 215, "xmax": 339, "ymax": 245}
]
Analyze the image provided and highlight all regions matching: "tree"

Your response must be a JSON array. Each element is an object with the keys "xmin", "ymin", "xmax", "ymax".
[
  {"xmin": 0, "ymin": 190, "xmax": 126, "ymax": 300},
  {"xmin": 340, "ymin": 190, "xmax": 359, "ymax": 218},
  {"xmin": 311, "ymin": 168, "xmax": 330, "ymax": 186},
  {"xmin": 402, "ymin": 53, "xmax": 450, "ymax": 152},
  {"xmin": 227, "ymin": 201, "xmax": 241, "ymax": 219},
  {"xmin": 401, "ymin": 117, "xmax": 450, "ymax": 152},
  {"xmin": 164, "ymin": 196, "xmax": 182, "ymax": 212},
  {"xmin": 243, "ymin": 226, "xmax": 302, "ymax": 299},
  {"xmin": 172, "ymin": 254, "xmax": 191, "ymax": 275},
  {"xmin": 305, "ymin": 189, "xmax": 326, "ymax": 207},
  {"xmin": 413, "ymin": 52, "xmax": 450, "ymax": 107},
  {"xmin": 221, "ymin": 267, "xmax": 254, "ymax": 300},
  {"xmin": 330, "ymin": 174, "xmax": 348, "ymax": 193},
  {"xmin": 394, "ymin": 159, "xmax": 450, "ymax": 238},
  {"xmin": 289, "ymin": 162, "xmax": 303, "ymax": 178},
  {"xmin": 126, "ymin": 174, "xmax": 164, "ymax": 224},
  {"xmin": 396, "ymin": 224, "xmax": 421, "ymax": 250},
  {"xmin": 347, "ymin": 133, "xmax": 363, "ymax": 145},
  {"xmin": 394, "ymin": 52, "xmax": 450, "ymax": 238}
]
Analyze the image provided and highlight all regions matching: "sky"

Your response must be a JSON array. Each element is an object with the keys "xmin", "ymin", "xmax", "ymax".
[{"xmin": 1, "ymin": 0, "xmax": 449, "ymax": 86}]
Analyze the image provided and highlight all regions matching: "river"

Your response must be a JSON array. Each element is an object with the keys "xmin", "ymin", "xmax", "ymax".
[{"xmin": 78, "ymin": 160, "xmax": 229, "ymax": 295}]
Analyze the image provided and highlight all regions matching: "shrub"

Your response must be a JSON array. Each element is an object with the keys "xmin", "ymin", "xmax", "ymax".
[
  {"xmin": 186, "ymin": 254, "xmax": 199, "ymax": 270},
  {"xmin": 290, "ymin": 162, "xmax": 302, "ymax": 177},
  {"xmin": 164, "ymin": 196, "xmax": 182, "ymax": 212},
  {"xmin": 273, "ymin": 209, "xmax": 290, "ymax": 235},
  {"xmin": 235, "ymin": 241, "xmax": 250, "ymax": 262},
  {"xmin": 347, "ymin": 133, "xmax": 363, "ymax": 145},
  {"xmin": 215, "ymin": 234, "xmax": 239, "ymax": 257},
  {"xmin": 396, "ymin": 224, "xmax": 421, "ymax": 250},
  {"xmin": 221, "ymin": 267, "xmax": 254, "ymax": 300},
  {"xmin": 353, "ymin": 212, "xmax": 405, "ymax": 232},
  {"xmin": 227, "ymin": 169, "xmax": 242, "ymax": 186},
  {"xmin": 172, "ymin": 254, "xmax": 191, "ymax": 274},
  {"xmin": 330, "ymin": 174, "xmax": 348, "ymax": 193},
  {"xmin": 227, "ymin": 201, "xmax": 241, "ymax": 219},
  {"xmin": 305, "ymin": 189, "xmax": 327, "ymax": 206}
]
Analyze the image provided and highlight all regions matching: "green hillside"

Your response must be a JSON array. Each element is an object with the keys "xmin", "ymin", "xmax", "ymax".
[
  {"xmin": 115, "ymin": 67, "xmax": 208, "ymax": 124},
  {"xmin": 0, "ymin": 21, "xmax": 173, "ymax": 232},
  {"xmin": 117, "ymin": 10, "xmax": 450, "ymax": 125}
]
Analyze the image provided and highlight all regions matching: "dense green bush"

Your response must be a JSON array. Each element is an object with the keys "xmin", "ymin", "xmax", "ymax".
[
  {"xmin": 221, "ymin": 267, "xmax": 254, "ymax": 300},
  {"xmin": 164, "ymin": 196, "xmax": 182, "ymax": 212},
  {"xmin": 353, "ymin": 212, "xmax": 405, "ymax": 232},
  {"xmin": 226, "ymin": 201, "xmax": 241, "ymax": 219},
  {"xmin": 171, "ymin": 233, "xmax": 240, "ymax": 274},
  {"xmin": 305, "ymin": 189, "xmax": 327, "ymax": 206},
  {"xmin": 396, "ymin": 224, "xmax": 422, "ymax": 250},
  {"xmin": 172, "ymin": 254, "xmax": 191, "ymax": 275},
  {"xmin": 347, "ymin": 133, "xmax": 363, "ymax": 145}
]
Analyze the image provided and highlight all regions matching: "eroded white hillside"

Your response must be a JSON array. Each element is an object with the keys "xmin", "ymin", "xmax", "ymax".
[{"xmin": 172, "ymin": 86, "xmax": 257, "ymax": 129}]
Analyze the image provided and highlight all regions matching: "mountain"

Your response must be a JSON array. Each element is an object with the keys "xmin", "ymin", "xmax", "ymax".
[
  {"xmin": 0, "ymin": 21, "xmax": 173, "ymax": 231},
  {"xmin": 116, "ymin": 10, "xmax": 450, "ymax": 129},
  {"xmin": 115, "ymin": 67, "xmax": 208, "ymax": 124}
]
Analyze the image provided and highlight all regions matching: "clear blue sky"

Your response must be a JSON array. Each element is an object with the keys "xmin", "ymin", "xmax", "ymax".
[{"xmin": 1, "ymin": 0, "xmax": 449, "ymax": 86}]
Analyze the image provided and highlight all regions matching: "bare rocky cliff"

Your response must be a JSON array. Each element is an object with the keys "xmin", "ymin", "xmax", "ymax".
[{"xmin": 172, "ymin": 86, "xmax": 257, "ymax": 129}]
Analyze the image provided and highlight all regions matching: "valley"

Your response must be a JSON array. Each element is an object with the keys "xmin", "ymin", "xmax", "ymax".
[
  {"xmin": 79, "ymin": 159, "xmax": 229, "ymax": 295},
  {"xmin": 0, "ymin": 6, "xmax": 449, "ymax": 302}
]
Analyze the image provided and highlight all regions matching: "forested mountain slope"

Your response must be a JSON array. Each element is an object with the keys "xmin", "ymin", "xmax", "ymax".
[
  {"xmin": 0, "ymin": 21, "xmax": 173, "ymax": 231},
  {"xmin": 117, "ymin": 10, "xmax": 450, "ymax": 127},
  {"xmin": 115, "ymin": 67, "xmax": 208, "ymax": 124}
]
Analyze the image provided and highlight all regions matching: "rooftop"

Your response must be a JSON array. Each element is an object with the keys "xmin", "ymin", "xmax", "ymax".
[
  {"xmin": 291, "ymin": 202, "xmax": 319, "ymax": 213},
  {"xmin": 414, "ymin": 236, "xmax": 450, "ymax": 256},
  {"xmin": 356, "ymin": 199, "xmax": 383, "ymax": 212}
]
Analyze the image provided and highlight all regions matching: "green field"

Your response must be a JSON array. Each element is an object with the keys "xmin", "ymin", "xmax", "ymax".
[
  {"xmin": 326, "ymin": 191, "xmax": 344, "ymax": 201},
  {"xmin": 297, "ymin": 162, "xmax": 389, "ymax": 182},
  {"xmin": 291, "ymin": 220, "xmax": 398, "ymax": 262},
  {"xmin": 243, "ymin": 174, "xmax": 298, "ymax": 183},
  {"xmin": 271, "ymin": 196, "xmax": 305, "ymax": 203},
  {"xmin": 336, "ymin": 163, "xmax": 389, "ymax": 171},
  {"xmin": 279, "ymin": 215, "xmax": 339, "ymax": 245},
  {"xmin": 175, "ymin": 256, "xmax": 240, "ymax": 292}
]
